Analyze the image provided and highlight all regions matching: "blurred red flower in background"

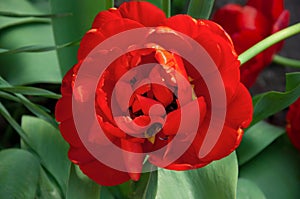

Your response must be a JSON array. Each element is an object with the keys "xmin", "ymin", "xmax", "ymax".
[
  {"xmin": 286, "ymin": 98, "xmax": 300, "ymax": 151},
  {"xmin": 56, "ymin": 2, "xmax": 253, "ymax": 186},
  {"xmin": 213, "ymin": 0, "xmax": 290, "ymax": 87}
]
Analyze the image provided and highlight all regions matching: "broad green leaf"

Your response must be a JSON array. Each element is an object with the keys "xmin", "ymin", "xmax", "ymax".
[
  {"xmin": 0, "ymin": 40, "xmax": 78, "ymax": 55},
  {"xmin": 237, "ymin": 121, "xmax": 285, "ymax": 166},
  {"xmin": 0, "ymin": 0, "xmax": 45, "ymax": 30},
  {"xmin": 239, "ymin": 135, "xmax": 300, "ymax": 199},
  {"xmin": 50, "ymin": 0, "xmax": 108, "ymax": 76},
  {"xmin": 100, "ymin": 187, "xmax": 116, "ymax": 199},
  {"xmin": 187, "ymin": 0, "xmax": 215, "ymax": 19},
  {"xmin": 251, "ymin": 72, "xmax": 300, "ymax": 126},
  {"xmin": 0, "ymin": 149, "xmax": 40, "ymax": 199},
  {"xmin": 154, "ymin": 152, "xmax": 238, "ymax": 199},
  {"xmin": 0, "ymin": 0, "xmax": 62, "ymax": 85},
  {"xmin": 21, "ymin": 116, "xmax": 71, "ymax": 195},
  {"xmin": 0, "ymin": 24, "xmax": 62, "ymax": 85},
  {"xmin": 116, "ymin": 171, "xmax": 157, "ymax": 199},
  {"xmin": 237, "ymin": 178, "xmax": 266, "ymax": 199},
  {"xmin": 142, "ymin": 171, "xmax": 158, "ymax": 199},
  {"xmin": 66, "ymin": 164, "xmax": 100, "ymax": 199},
  {"xmin": 36, "ymin": 168, "xmax": 62, "ymax": 199},
  {"xmin": 0, "ymin": 85, "xmax": 61, "ymax": 99}
]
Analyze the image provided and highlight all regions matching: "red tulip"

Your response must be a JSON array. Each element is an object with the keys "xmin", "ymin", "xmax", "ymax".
[
  {"xmin": 286, "ymin": 98, "xmax": 300, "ymax": 151},
  {"xmin": 213, "ymin": 0, "xmax": 290, "ymax": 87},
  {"xmin": 56, "ymin": 1, "xmax": 253, "ymax": 186}
]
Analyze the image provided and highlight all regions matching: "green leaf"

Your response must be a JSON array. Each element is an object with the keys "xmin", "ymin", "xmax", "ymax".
[
  {"xmin": 237, "ymin": 121, "xmax": 285, "ymax": 166},
  {"xmin": 0, "ymin": 0, "xmax": 47, "ymax": 30},
  {"xmin": 0, "ymin": 85, "xmax": 61, "ymax": 99},
  {"xmin": 146, "ymin": 0, "xmax": 163, "ymax": 10},
  {"xmin": 0, "ymin": 149, "xmax": 40, "ymax": 199},
  {"xmin": 0, "ymin": 75, "xmax": 58, "ymax": 126},
  {"xmin": 21, "ymin": 116, "xmax": 71, "ymax": 196},
  {"xmin": 187, "ymin": 0, "xmax": 215, "ymax": 19},
  {"xmin": 50, "ymin": 0, "xmax": 108, "ymax": 76},
  {"xmin": 66, "ymin": 164, "xmax": 100, "ymax": 199},
  {"xmin": 252, "ymin": 72, "xmax": 300, "ymax": 126},
  {"xmin": 237, "ymin": 178, "xmax": 266, "ymax": 199},
  {"xmin": 0, "ymin": 102, "xmax": 29, "ymax": 143},
  {"xmin": 142, "ymin": 171, "xmax": 158, "ymax": 199},
  {"xmin": 0, "ymin": 24, "xmax": 62, "ymax": 85},
  {"xmin": 36, "ymin": 168, "xmax": 62, "ymax": 199},
  {"xmin": 0, "ymin": 40, "xmax": 78, "ymax": 55},
  {"xmin": 239, "ymin": 135, "xmax": 300, "ymax": 199},
  {"xmin": 162, "ymin": 0, "xmax": 171, "ymax": 17},
  {"xmin": 0, "ymin": 0, "xmax": 62, "ymax": 85},
  {"xmin": 154, "ymin": 152, "xmax": 238, "ymax": 199}
]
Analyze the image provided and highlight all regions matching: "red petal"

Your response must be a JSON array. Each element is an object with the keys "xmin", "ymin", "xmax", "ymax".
[
  {"xmin": 59, "ymin": 118, "xmax": 83, "ymax": 148},
  {"xmin": 114, "ymin": 81, "xmax": 133, "ymax": 112},
  {"xmin": 152, "ymin": 84, "xmax": 173, "ymax": 107},
  {"xmin": 92, "ymin": 8, "xmax": 121, "ymax": 29},
  {"xmin": 225, "ymin": 83, "xmax": 253, "ymax": 129},
  {"xmin": 77, "ymin": 29, "xmax": 105, "ymax": 60},
  {"xmin": 136, "ymin": 95, "xmax": 165, "ymax": 116},
  {"xmin": 212, "ymin": 4, "xmax": 243, "ymax": 35},
  {"xmin": 55, "ymin": 96, "xmax": 72, "ymax": 122},
  {"xmin": 163, "ymin": 15, "xmax": 199, "ymax": 38},
  {"xmin": 247, "ymin": 0, "xmax": 284, "ymax": 21},
  {"xmin": 121, "ymin": 139, "xmax": 144, "ymax": 181},
  {"xmin": 163, "ymin": 97, "xmax": 207, "ymax": 136},
  {"xmin": 79, "ymin": 160, "xmax": 131, "ymax": 186},
  {"xmin": 68, "ymin": 146, "xmax": 94, "ymax": 164},
  {"xmin": 119, "ymin": 1, "xmax": 166, "ymax": 27}
]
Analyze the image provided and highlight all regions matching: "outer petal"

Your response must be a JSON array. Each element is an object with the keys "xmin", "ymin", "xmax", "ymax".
[
  {"xmin": 225, "ymin": 83, "xmax": 253, "ymax": 129},
  {"xmin": 212, "ymin": 4, "xmax": 243, "ymax": 35},
  {"xmin": 247, "ymin": 0, "xmax": 284, "ymax": 21},
  {"xmin": 79, "ymin": 160, "xmax": 131, "ymax": 186},
  {"xmin": 286, "ymin": 98, "xmax": 300, "ymax": 151},
  {"xmin": 92, "ymin": 8, "xmax": 122, "ymax": 28},
  {"xmin": 118, "ymin": 1, "xmax": 166, "ymax": 27}
]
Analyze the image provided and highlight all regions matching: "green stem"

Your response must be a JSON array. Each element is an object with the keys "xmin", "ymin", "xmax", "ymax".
[
  {"xmin": 273, "ymin": 55, "xmax": 300, "ymax": 68},
  {"xmin": 162, "ymin": 0, "xmax": 171, "ymax": 17},
  {"xmin": 239, "ymin": 22, "xmax": 300, "ymax": 65}
]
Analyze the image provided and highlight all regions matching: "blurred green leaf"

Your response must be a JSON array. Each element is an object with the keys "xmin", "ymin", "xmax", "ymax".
[
  {"xmin": 0, "ymin": 149, "xmax": 40, "ymax": 199},
  {"xmin": 237, "ymin": 121, "xmax": 285, "ymax": 166},
  {"xmin": 162, "ymin": 0, "xmax": 171, "ymax": 17},
  {"xmin": 187, "ymin": 0, "xmax": 215, "ymax": 19},
  {"xmin": 21, "ymin": 116, "xmax": 71, "ymax": 196},
  {"xmin": 239, "ymin": 135, "xmax": 300, "ymax": 199},
  {"xmin": 153, "ymin": 152, "xmax": 238, "ymax": 199},
  {"xmin": 0, "ymin": 85, "xmax": 61, "ymax": 99},
  {"xmin": 237, "ymin": 178, "xmax": 266, "ymax": 199},
  {"xmin": 252, "ymin": 72, "xmax": 300, "ymax": 126},
  {"xmin": 146, "ymin": 0, "xmax": 163, "ymax": 9},
  {"xmin": 50, "ymin": 0, "xmax": 107, "ymax": 76},
  {"xmin": 66, "ymin": 164, "xmax": 100, "ymax": 199}
]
